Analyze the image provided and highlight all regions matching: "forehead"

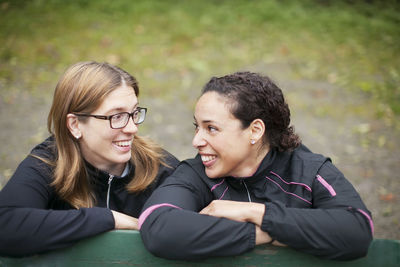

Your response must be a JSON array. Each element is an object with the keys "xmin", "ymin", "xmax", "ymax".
[
  {"xmin": 96, "ymin": 85, "xmax": 137, "ymax": 113},
  {"xmin": 195, "ymin": 91, "xmax": 237, "ymax": 122}
]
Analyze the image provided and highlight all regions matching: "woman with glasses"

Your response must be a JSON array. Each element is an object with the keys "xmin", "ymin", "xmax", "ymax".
[
  {"xmin": 139, "ymin": 72, "xmax": 373, "ymax": 260},
  {"xmin": 0, "ymin": 61, "xmax": 179, "ymax": 256}
]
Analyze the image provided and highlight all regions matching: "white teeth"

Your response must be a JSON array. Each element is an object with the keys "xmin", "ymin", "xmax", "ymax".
[
  {"xmin": 201, "ymin": 155, "xmax": 216, "ymax": 162},
  {"xmin": 115, "ymin": 140, "xmax": 132, "ymax": 147}
]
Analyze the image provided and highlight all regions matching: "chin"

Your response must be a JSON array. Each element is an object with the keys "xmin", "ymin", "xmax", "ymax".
[
  {"xmin": 115, "ymin": 155, "xmax": 132, "ymax": 164},
  {"xmin": 205, "ymin": 169, "xmax": 220, "ymax": 179}
]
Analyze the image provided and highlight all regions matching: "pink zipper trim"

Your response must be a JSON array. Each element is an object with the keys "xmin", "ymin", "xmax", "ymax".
[
  {"xmin": 316, "ymin": 175, "xmax": 336, "ymax": 196},
  {"xmin": 138, "ymin": 203, "xmax": 181, "ymax": 229},
  {"xmin": 211, "ymin": 179, "xmax": 225, "ymax": 192},
  {"xmin": 218, "ymin": 186, "xmax": 229, "ymax": 200},
  {"xmin": 270, "ymin": 171, "xmax": 312, "ymax": 192},
  {"xmin": 265, "ymin": 176, "xmax": 312, "ymax": 205}
]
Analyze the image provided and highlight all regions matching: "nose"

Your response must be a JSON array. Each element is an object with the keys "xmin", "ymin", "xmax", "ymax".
[
  {"xmin": 122, "ymin": 116, "xmax": 138, "ymax": 134},
  {"xmin": 192, "ymin": 130, "xmax": 207, "ymax": 149}
]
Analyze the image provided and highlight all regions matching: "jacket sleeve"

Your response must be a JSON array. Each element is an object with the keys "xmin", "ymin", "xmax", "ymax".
[
  {"xmin": 261, "ymin": 161, "xmax": 373, "ymax": 260},
  {"xmin": 0, "ymin": 155, "xmax": 115, "ymax": 257},
  {"xmin": 139, "ymin": 163, "xmax": 255, "ymax": 260}
]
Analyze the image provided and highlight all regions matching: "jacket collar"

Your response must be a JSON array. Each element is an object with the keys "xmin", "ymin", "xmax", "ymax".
[
  {"xmin": 85, "ymin": 161, "xmax": 134, "ymax": 187},
  {"xmin": 226, "ymin": 148, "xmax": 277, "ymax": 186}
]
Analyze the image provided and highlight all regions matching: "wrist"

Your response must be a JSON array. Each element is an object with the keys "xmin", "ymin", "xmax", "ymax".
[{"xmin": 246, "ymin": 203, "xmax": 265, "ymax": 226}]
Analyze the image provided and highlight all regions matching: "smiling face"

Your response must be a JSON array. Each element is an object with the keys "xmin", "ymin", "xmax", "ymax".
[
  {"xmin": 192, "ymin": 91, "xmax": 259, "ymax": 178},
  {"xmin": 77, "ymin": 85, "xmax": 139, "ymax": 176}
]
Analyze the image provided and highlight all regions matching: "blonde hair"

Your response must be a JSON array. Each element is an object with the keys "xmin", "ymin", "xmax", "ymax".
[{"xmin": 46, "ymin": 61, "xmax": 165, "ymax": 208}]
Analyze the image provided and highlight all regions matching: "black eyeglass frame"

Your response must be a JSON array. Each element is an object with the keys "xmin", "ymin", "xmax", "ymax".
[{"xmin": 73, "ymin": 107, "xmax": 147, "ymax": 129}]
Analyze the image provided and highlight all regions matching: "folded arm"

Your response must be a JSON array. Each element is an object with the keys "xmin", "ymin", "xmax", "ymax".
[
  {"xmin": 0, "ymin": 156, "xmax": 115, "ymax": 256},
  {"xmin": 139, "ymin": 165, "xmax": 256, "ymax": 260},
  {"xmin": 199, "ymin": 200, "xmax": 285, "ymax": 246},
  {"xmin": 262, "ymin": 163, "xmax": 373, "ymax": 260},
  {"xmin": 198, "ymin": 162, "xmax": 373, "ymax": 260}
]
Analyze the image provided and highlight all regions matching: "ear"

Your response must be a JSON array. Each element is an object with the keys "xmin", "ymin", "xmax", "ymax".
[
  {"xmin": 249, "ymin": 119, "xmax": 265, "ymax": 145},
  {"xmin": 66, "ymin": 113, "xmax": 82, "ymax": 139}
]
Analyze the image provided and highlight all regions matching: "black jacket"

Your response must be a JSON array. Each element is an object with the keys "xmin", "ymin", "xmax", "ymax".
[
  {"xmin": 139, "ymin": 144, "xmax": 373, "ymax": 260},
  {"xmin": 0, "ymin": 137, "xmax": 179, "ymax": 257}
]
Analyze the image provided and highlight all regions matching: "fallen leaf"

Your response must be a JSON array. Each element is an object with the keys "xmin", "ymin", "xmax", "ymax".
[{"xmin": 380, "ymin": 193, "xmax": 395, "ymax": 202}]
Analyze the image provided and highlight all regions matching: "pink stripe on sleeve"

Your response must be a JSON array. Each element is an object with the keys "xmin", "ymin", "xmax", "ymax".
[
  {"xmin": 270, "ymin": 171, "xmax": 312, "ymax": 192},
  {"xmin": 357, "ymin": 208, "xmax": 375, "ymax": 235},
  {"xmin": 265, "ymin": 176, "xmax": 312, "ymax": 205},
  {"xmin": 316, "ymin": 174, "xmax": 337, "ymax": 196},
  {"xmin": 138, "ymin": 203, "xmax": 181, "ymax": 229}
]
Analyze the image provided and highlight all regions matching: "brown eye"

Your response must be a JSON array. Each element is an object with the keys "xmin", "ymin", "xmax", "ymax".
[
  {"xmin": 208, "ymin": 126, "xmax": 217, "ymax": 132},
  {"xmin": 110, "ymin": 113, "xmax": 129, "ymax": 128},
  {"xmin": 112, "ymin": 113, "xmax": 125, "ymax": 121}
]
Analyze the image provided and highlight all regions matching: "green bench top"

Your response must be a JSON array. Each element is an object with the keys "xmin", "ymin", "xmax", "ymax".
[{"xmin": 1, "ymin": 230, "xmax": 399, "ymax": 266}]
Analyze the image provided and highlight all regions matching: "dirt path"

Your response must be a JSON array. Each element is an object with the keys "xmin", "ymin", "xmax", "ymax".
[{"xmin": 0, "ymin": 63, "xmax": 399, "ymax": 240}]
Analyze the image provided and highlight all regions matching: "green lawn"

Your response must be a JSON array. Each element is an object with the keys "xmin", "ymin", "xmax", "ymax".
[{"xmin": 1, "ymin": 0, "xmax": 399, "ymax": 119}]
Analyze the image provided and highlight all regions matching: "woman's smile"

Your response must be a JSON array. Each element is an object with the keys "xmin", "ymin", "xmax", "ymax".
[
  {"xmin": 200, "ymin": 154, "xmax": 217, "ymax": 167},
  {"xmin": 113, "ymin": 139, "xmax": 133, "ymax": 152}
]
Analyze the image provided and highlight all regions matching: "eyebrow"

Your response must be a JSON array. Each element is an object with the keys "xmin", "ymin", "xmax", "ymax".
[
  {"xmin": 105, "ymin": 103, "xmax": 139, "ymax": 114},
  {"xmin": 193, "ymin": 116, "xmax": 215, "ymax": 124}
]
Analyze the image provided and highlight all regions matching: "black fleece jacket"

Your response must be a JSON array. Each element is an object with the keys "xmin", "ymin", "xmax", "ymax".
[
  {"xmin": 0, "ymin": 137, "xmax": 179, "ymax": 257},
  {"xmin": 139, "ymin": 144, "xmax": 373, "ymax": 260}
]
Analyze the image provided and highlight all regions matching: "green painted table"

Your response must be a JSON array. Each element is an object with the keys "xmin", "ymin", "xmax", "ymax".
[{"xmin": 0, "ymin": 230, "xmax": 398, "ymax": 266}]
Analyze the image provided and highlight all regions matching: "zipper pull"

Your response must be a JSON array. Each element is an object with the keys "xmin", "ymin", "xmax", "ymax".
[
  {"xmin": 107, "ymin": 175, "xmax": 114, "ymax": 209},
  {"xmin": 242, "ymin": 180, "xmax": 252, "ymax": 203}
]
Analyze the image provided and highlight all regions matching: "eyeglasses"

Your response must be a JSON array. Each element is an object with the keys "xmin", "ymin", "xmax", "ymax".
[{"xmin": 74, "ymin": 107, "xmax": 147, "ymax": 129}]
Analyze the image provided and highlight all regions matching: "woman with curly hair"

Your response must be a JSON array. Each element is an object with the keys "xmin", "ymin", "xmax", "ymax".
[{"xmin": 139, "ymin": 71, "xmax": 373, "ymax": 260}]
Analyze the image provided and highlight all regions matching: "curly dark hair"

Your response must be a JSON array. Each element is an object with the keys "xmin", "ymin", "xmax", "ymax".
[{"xmin": 202, "ymin": 71, "xmax": 301, "ymax": 152}]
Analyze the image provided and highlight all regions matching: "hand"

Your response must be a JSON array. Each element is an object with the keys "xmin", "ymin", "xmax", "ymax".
[
  {"xmin": 271, "ymin": 240, "xmax": 287, "ymax": 247},
  {"xmin": 111, "ymin": 210, "xmax": 138, "ymax": 230},
  {"xmin": 255, "ymin": 225, "xmax": 272, "ymax": 244},
  {"xmin": 199, "ymin": 200, "xmax": 265, "ymax": 226},
  {"xmin": 255, "ymin": 226, "xmax": 287, "ymax": 246}
]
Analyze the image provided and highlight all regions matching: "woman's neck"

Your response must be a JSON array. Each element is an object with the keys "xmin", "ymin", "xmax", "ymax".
[
  {"xmin": 234, "ymin": 145, "xmax": 270, "ymax": 178},
  {"xmin": 251, "ymin": 145, "xmax": 270, "ymax": 176}
]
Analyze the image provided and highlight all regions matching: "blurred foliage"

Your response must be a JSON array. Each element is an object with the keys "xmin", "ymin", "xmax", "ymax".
[{"xmin": 0, "ymin": 0, "xmax": 399, "ymax": 121}]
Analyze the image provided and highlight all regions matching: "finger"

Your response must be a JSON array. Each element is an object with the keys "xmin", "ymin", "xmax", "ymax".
[
  {"xmin": 199, "ymin": 207, "xmax": 208, "ymax": 214},
  {"xmin": 272, "ymin": 240, "xmax": 287, "ymax": 247}
]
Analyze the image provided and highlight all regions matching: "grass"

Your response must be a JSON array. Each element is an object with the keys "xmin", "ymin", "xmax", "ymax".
[{"xmin": 0, "ymin": 0, "xmax": 399, "ymax": 120}]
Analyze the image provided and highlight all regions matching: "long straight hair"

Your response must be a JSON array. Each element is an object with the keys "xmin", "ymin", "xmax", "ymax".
[{"xmin": 47, "ymin": 61, "xmax": 165, "ymax": 208}]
